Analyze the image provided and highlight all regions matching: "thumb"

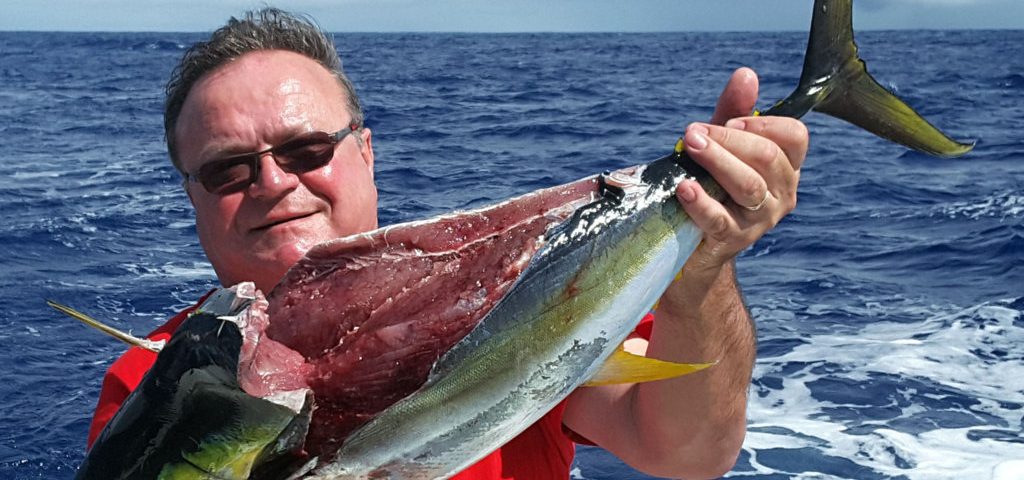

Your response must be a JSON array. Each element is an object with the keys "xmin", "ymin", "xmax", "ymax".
[{"xmin": 710, "ymin": 67, "xmax": 759, "ymax": 126}]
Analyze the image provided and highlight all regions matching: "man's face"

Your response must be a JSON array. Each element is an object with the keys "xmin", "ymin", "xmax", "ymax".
[{"xmin": 176, "ymin": 50, "xmax": 378, "ymax": 292}]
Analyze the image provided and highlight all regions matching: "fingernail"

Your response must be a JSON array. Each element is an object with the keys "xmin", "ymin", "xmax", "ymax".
[
  {"xmin": 687, "ymin": 124, "xmax": 709, "ymax": 150},
  {"xmin": 678, "ymin": 180, "xmax": 697, "ymax": 203},
  {"xmin": 726, "ymin": 118, "xmax": 746, "ymax": 130},
  {"xmin": 689, "ymin": 123, "xmax": 710, "ymax": 136}
]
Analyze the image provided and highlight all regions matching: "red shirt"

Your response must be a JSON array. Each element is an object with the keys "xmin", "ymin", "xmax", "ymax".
[{"xmin": 87, "ymin": 299, "xmax": 659, "ymax": 478}]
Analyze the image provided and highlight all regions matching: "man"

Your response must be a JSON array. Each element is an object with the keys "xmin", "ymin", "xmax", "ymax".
[{"xmin": 88, "ymin": 8, "xmax": 807, "ymax": 479}]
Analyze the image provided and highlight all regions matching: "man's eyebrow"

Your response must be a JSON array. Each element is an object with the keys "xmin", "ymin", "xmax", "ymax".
[{"xmin": 201, "ymin": 142, "xmax": 255, "ymax": 159}]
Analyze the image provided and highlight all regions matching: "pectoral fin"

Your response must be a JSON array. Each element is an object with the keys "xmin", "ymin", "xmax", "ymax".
[
  {"xmin": 167, "ymin": 368, "xmax": 306, "ymax": 479},
  {"xmin": 583, "ymin": 345, "xmax": 714, "ymax": 387}
]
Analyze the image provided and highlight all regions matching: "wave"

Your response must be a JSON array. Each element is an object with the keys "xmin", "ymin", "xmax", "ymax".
[{"xmin": 743, "ymin": 298, "xmax": 1024, "ymax": 479}]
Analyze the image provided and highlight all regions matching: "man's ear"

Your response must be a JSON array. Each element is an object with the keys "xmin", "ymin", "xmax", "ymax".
[
  {"xmin": 183, "ymin": 181, "xmax": 197, "ymax": 205},
  {"xmin": 359, "ymin": 127, "xmax": 375, "ymax": 179}
]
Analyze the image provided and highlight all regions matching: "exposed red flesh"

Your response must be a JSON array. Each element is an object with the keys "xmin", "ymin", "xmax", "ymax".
[
  {"xmin": 236, "ymin": 291, "xmax": 313, "ymax": 399},
  {"xmin": 259, "ymin": 176, "xmax": 600, "ymax": 457}
]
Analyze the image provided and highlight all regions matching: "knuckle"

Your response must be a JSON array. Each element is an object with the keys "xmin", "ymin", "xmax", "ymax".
[
  {"xmin": 707, "ymin": 213, "xmax": 731, "ymax": 238},
  {"xmin": 712, "ymin": 125, "xmax": 734, "ymax": 146},
  {"xmin": 764, "ymin": 117, "xmax": 808, "ymax": 146},
  {"xmin": 787, "ymin": 190, "xmax": 798, "ymax": 211},
  {"xmin": 782, "ymin": 119, "xmax": 810, "ymax": 159},
  {"xmin": 745, "ymin": 116, "xmax": 770, "ymax": 135},
  {"xmin": 754, "ymin": 141, "xmax": 780, "ymax": 169},
  {"xmin": 788, "ymin": 118, "xmax": 810, "ymax": 141},
  {"xmin": 741, "ymin": 176, "xmax": 763, "ymax": 201}
]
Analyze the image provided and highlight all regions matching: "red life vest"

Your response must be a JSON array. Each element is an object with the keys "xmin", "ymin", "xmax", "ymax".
[{"xmin": 86, "ymin": 296, "xmax": 657, "ymax": 478}]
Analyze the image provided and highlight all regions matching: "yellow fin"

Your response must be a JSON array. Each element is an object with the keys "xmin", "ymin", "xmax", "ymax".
[
  {"xmin": 583, "ymin": 345, "xmax": 715, "ymax": 387},
  {"xmin": 46, "ymin": 300, "xmax": 165, "ymax": 352}
]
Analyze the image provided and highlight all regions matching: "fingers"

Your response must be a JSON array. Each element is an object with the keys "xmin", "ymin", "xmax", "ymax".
[
  {"xmin": 724, "ymin": 116, "xmax": 809, "ymax": 172},
  {"xmin": 710, "ymin": 68, "xmax": 759, "ymax": 126},
  {"xmin": 676, "ymin": 179, "xmax": 742, "ymax": 243},
  {"xmin": 674, "ymin": 115, "xmax": 809, "ymax": 267},
  {"xmin": 683, "ymin": 122, "xmax": 791, "ymax": 213}
]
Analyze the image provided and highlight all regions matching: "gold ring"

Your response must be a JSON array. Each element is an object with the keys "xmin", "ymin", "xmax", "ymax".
[{"xmin": 744, "ymin": 190, "xmax": 771, "ymax": 212}]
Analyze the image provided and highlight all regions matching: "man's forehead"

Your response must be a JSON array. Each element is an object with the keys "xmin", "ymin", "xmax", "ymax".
[
  {"xmin": 192, "ymin": 50, "xmax": 341, "ymax": 95},
  {"xmin": 175, "ymin": 50, "xmax": 350, "ymax": 162}
]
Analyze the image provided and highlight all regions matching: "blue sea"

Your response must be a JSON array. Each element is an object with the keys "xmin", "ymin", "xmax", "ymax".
[{"xmin": 1, "ymin": 29, "xmax": 1022, "ymax": 479}]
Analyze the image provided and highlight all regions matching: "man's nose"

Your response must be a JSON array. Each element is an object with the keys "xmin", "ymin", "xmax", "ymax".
[{"xmin": 248, "ymin": 153, "xmax": 299, "ymax": 198}]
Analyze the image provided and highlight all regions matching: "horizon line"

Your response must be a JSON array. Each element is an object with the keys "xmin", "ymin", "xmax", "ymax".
[{"xmin": 3, "ymin": 26, "xmax": 1021, "ymax": 34}]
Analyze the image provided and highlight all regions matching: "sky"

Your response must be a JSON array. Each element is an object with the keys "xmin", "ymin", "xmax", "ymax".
[{"xmin": 1, "ymin": 0, "xmax": 1022, "ymax": 32}]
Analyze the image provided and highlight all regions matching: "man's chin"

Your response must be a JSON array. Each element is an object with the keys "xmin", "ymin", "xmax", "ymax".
[
  {"xmin": 239, "ymin": 242, "xmax": 315, "ymax": 291},
  {"xmin": 268, "ymin": 242, "xmax": 312, "ymax": 269}
]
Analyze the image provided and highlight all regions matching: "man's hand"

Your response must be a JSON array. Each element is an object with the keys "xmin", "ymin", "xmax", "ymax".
[{"xmin": 676, "ymin": 67, "xmax": 808, "ymax": 274}]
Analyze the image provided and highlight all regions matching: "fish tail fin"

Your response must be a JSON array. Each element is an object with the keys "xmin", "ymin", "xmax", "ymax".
[
  {"xmin": 762, "ymin": 0, "xmax": 974, "ymax": 158},
  {"xmin": 583, "ymin": 345, "xmax": 714, "ymax": 387},
  {"xmin": 46, "ymin": 300, "xmax": 165, "ymax": 352}
]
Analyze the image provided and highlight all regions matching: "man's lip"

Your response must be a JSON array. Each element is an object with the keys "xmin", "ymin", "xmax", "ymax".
[{"xmin": 252, "ymin": 212, "xmax": 317, "ymax": 231}]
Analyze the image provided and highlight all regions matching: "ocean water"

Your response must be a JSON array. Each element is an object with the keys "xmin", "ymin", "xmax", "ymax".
[{"xmin": 1, "ymin": 29, "xmax": 1022, "ymax": 479}]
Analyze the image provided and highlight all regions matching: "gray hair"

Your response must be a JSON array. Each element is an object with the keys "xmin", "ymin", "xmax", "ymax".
[{"xmin": 164, "ymin": 7, "xmax": 364, "ymax": 173}]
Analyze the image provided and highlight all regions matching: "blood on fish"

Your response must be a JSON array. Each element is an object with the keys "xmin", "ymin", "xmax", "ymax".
[{"xmin": 242, "ymin": 178, "xmax": 599, "ymax": 459}]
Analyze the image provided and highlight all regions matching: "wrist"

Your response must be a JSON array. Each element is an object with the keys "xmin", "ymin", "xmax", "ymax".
[{"xmin": 657, "ymin": 257, "xmax": 737, "ymax": 319}]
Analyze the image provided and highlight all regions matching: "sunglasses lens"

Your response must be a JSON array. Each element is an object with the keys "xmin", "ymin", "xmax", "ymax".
[
  {"xmin": 274, "ymin": 133, "xmax": 336, "ymax": 172},
  {"xmin": 199, "ymin": 157, "xmax": 257, "ymax": 194}
]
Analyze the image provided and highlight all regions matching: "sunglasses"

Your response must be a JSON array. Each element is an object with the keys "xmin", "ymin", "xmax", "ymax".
[{"xmin": 184, "ymin": 124, "xmax": 361, "ymax": 195}]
